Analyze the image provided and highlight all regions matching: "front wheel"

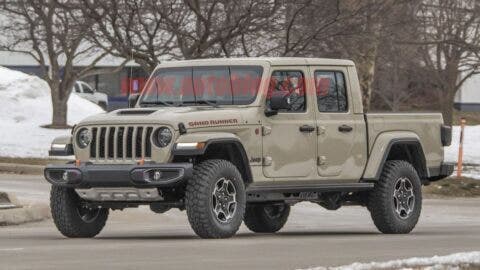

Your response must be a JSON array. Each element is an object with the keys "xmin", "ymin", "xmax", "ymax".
[
  {"xmin": 50, "ymin": 186, "xmax": 109, "ymax": 238},
  {"xmin": 244, "ymin": 203, "xmax": 290, "ymax": 233},
  {"xmin": 185, "ymin": 159, "xmax": 246, "ymax": 239},
  {"xmin": 368, "ymin": 160, "xmax": 422, "ymax": 234}
]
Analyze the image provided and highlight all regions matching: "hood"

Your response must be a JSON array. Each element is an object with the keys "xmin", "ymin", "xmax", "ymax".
[
  {"xmin": 78, "ymin": 106, "xmax": 260, "ymax": 130},
  {"xmin": 93, "ymin": 92, "xmax": 108, "ymax": 100}
]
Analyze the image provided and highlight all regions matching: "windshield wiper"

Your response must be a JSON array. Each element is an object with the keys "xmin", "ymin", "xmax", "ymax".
[
  {"xmin": 182, "ymin": 100, "xmax": 220, "ymax": 108},
  {"xmin": 140, "ymin": 100, "xmax": 175, "ymax": 107},
  {"xmin": 195, "ymin": 100, "xmax": 219, "ymax": 107}
]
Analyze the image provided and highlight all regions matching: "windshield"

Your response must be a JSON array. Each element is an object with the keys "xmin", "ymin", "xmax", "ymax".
[{"xmin": 140, "ymin": 66, "xmax": 263, "ymax": 107}]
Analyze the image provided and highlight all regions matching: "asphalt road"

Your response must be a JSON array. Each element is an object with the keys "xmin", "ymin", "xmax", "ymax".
[{"xmin": 0, "ymin": 173, "xmax": 479, "ymax": 270}]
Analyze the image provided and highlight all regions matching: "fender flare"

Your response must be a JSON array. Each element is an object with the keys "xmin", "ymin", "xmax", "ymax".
[
  {"xmin": 172, "ymin": 132, "xmax": 252, "ymax": 182},
  {"xmin": 172, "ymin": 132, "xmax": 242, "ymax": 156},
  {"xmin": 363, "ymin": 132, "xmax": 427, "ymax": 180}
]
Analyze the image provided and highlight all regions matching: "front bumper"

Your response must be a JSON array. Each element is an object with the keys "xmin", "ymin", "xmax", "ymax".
[{"xmin": 44, "ymin": 163, "xmax": 193, "ymax": 188}]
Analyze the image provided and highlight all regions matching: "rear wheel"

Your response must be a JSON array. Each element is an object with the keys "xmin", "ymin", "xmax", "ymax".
[
  {"xmin": 244, "ymin": 203, "xmax": 290, "ymax": 233},
  {"xmin": 368, "ymin": 160, "xmax": 422, "ymax": 234},
  {"xmin": 185, "ymin": 159, "xmax": 246, "ymax": 239},
  {"xmin": 50, "ymin": 186, "xmax": 108, "ymax": 238}
]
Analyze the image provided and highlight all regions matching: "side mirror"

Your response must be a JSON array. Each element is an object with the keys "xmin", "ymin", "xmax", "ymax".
[
  {"xmin": 128, "ymin": 94, "xmax": 140, "ymax": 108},
  {"xmin": 265, "ymin": 91, "xmax": 291, "ymax": 117}
]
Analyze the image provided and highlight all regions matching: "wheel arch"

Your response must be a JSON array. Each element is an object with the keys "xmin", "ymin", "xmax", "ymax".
[
  {"xmin": 363, "ymin": 132, "xmax": 428, "ymax": 181},
  {"xmin": 172, "ymin": 133, "xmax": 253, "ymax": 184}
]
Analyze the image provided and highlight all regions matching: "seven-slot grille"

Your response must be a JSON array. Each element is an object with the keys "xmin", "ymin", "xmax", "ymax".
[{"xmin": 89, "ymin": 126, "xmax": 154, "ymax": 161}]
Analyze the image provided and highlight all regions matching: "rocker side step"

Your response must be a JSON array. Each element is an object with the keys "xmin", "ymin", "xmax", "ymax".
[{"xmin": 246, "ymin": 182, "xmax": 374, "ymax": 194}]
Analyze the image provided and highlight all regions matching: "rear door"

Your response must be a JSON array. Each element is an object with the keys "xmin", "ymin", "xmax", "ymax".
[
  {"xmin": 311, "ymin": 66, "xmax": 366, "ymax": 180},
  {"xmin": 262, "ymin": 66, "xmax": 317, "ymax": 179}
]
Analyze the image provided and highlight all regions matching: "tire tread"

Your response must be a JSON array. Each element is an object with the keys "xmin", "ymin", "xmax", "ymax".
[
  {"xmin": 186, "ymin": 159, "xmax": 245, "ymax": 238},
  {"xmin": 50, "ymin": 186, "xmax": 108, "ymax": 238},
  {"xmin": 368, "ymin": 160, "xmax": 422, "ymax": 234}
]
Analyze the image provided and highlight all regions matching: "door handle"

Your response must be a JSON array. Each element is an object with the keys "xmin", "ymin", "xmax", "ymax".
[
  {"xmin": 299, "ymin": 125, "xmax": 315, "ymax": 133},
  {"xmin": 338, "ymin": 125, "xmax": 353, "ymax": 133}
]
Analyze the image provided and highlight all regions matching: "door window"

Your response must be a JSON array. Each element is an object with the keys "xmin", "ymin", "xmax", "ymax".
[
  {"xmin": 267, "ymin": 70, "xmax": 306, "ymax": 112},
  {"xmin": 82, "ymin": 83, "xmax": 94, "ymax": 94},
  {"xmin": 314, "ymin": 71, "xmax": 347, "ymax": 112},
  {"xmin": 74, "ymin": 83, "xmax": 81, "ymax": 93}
]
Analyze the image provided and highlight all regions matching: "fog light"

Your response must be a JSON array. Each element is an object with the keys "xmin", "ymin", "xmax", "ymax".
[
  {"xmin": 142, "ymin": 170, "xmax": 162, "ymax": 182},
  {"xmin": 62, "ymin": 171, "xmax": 69, "ymax": 181},
  {"xmin": 154, "ymin": 171, "xmax": 162, "ymax": 181}
]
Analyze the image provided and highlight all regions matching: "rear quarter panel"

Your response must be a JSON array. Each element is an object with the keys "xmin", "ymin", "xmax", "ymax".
[{"xmin": 363, "ymin": 113, "xmax": 444, "ymax": 179}]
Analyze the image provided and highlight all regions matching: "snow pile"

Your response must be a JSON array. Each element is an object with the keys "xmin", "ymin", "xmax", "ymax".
[
  {"xmin": 0, "ymin": 66, "xmax": 104, "ymax": 158},
  {"xmin": 444, "ymin": 125, "xmax": 480, "ymax": 179},
  {"xmin": 445, "ymin": 125, "xmax": 480, "ymax": 165},
  {"xmin": 301, "ymin": 251, "xmax": 480, "ymax": 270}
]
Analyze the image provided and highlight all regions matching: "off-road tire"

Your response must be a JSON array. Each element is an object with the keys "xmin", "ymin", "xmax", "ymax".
[
  {"xmin": 368, "ymin": 160, "xmax": 422, "ymax": 234},
  {"xmin": 244, "ymin": 203, "xmax": 290, "ymax": 233},
  {"xmin": 50, "ymin": 186, "xmax": 109, "ymax": 238},
  {"xmin": 185, "ymin": 159, "xmax": 246, "ymax": 239}
]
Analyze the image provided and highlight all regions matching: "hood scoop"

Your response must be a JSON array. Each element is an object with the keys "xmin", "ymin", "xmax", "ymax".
[{"xmin": 117, "ymin": 109, "xmax": 156, "ymax": 115}]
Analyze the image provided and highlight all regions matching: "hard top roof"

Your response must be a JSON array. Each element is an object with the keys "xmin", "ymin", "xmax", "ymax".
[{"xmin": 157, "ymin": 57, "xmax": 355, "ymax": 68}]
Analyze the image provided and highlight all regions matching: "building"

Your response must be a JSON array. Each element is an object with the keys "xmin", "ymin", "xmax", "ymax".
[
  {"xmin": 454, "ymin": 73, "xmax": 480, "ymax": 112},
  {"xmin": 0, "ymin": 51, "xmax": 149, "ymax": 109}
]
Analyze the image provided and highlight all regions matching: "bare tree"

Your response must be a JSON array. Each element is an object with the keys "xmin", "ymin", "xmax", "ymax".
[
  {"xmin": 81, "ymin": 0, "xmax": 280, "ymax": 72},
  {"xmin": 0, "ymin": 0, "xmax": 125, "ymax": 128},
  {"xmin": 256, "ymin": 0, "xmax": 398, "ymax": 111},
  {"xmin": 80, "ymin": 0, "xmax": 177, "ymax": 73},
  {"xmin": 370, "ymin": 0, "xmax": 423, "ymax": 111},
  {"xmin": 415, "ymin": 0, "xmax": 480, "ymax": 125},
  {"xmin": 373, "ymin": 41, "xmax": 423, "ymax": 111},
  {"xmin": 330, "ymin": 0, "xmax": 406, "ymax": 111},
  {"xmin": 160, "ymin": 0, "xmax": 280, "ymax": 59}
]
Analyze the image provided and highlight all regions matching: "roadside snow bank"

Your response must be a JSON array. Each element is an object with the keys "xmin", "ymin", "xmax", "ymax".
[
  {"xmin": 301, "ymin": 251, "xmax": 480, "ymax": 270},
  {"xmin": 0, "ymin": 66, "xmax": 103, "ymax": 158},
  {"xmin": 445, "ymin": 125, "xmax": 480, "ymax": 165}
]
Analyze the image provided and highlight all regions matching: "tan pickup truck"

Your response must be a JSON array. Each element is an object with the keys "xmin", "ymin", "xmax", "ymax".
[{"xmin": 45, "ymin": 58, "xmax": 453, "ymax": 239}]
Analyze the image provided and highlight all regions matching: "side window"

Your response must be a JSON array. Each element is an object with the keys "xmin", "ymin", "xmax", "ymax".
[
  {"xmin": 82, "ymin": 83, "xmax": 94, "ymax": 94},
  {"xmin": 315, "ymin": 71, "xmax": 348, "ymax": 112},
  {"xmin": 267, "ymin": 70, "xmax": 306, "ymax": 112},
  {"xmin": 74, "ymin": 83, "xmax": 81, "ymax": 93}
]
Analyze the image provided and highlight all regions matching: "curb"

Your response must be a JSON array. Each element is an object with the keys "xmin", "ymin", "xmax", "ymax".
[
  {"xmin": 0, "ymin": 163, "xmax": 43, "ymax": 175},
  {"xmin": 0, "ymin": 192, "xmax": 50, "ymax": 226},
  {"xmin": 0, "ymin": 204, "xmax": 50, "ymax": 226}
]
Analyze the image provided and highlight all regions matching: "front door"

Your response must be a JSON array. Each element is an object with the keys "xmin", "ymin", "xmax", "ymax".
[
  {"xmin": 262, "ymin": 67, "xmax": 317, "ymax": 179},
  {"xmin": 312, "ymin": 67, "xmax": 365, "ymax": 180}
]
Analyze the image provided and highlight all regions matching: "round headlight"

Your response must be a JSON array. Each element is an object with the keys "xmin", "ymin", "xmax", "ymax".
[
  {"xmin": 154, "ymin": 127, "xmax": 172, "ymax": 148},
  {"xmin": 77, "ymin": 128, "xmax": 91, "ymax": 148}
]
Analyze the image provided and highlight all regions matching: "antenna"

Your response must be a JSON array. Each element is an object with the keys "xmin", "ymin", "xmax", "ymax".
[{"xmin": 129, "ymin": 49, "xmax": 134, "ymax": 95}]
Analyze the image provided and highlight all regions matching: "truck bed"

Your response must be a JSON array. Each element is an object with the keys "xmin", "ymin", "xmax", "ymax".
[{"xmin": 365, "ymin": 113, "xmax": 445, "ymax": 170}]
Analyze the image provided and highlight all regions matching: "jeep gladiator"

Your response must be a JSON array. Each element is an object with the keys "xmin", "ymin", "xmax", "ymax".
[{"xmin": 45, "ymin": 58, "xmax": 453, "ymax": 238}]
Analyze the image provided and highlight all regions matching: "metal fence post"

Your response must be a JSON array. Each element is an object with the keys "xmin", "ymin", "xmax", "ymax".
[{"xmin": 457, "ymin": 118, "xmax": 466, "ymax": 178}]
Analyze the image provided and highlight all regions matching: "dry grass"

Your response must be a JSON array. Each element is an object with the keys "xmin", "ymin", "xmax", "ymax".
[
  {"xmin": 453, "ymin": 111, "xmax": 480, "ymax": 125},
  {"xmin": 424, "ymin": 176, "xmax": 480, "ymax": 198}
]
